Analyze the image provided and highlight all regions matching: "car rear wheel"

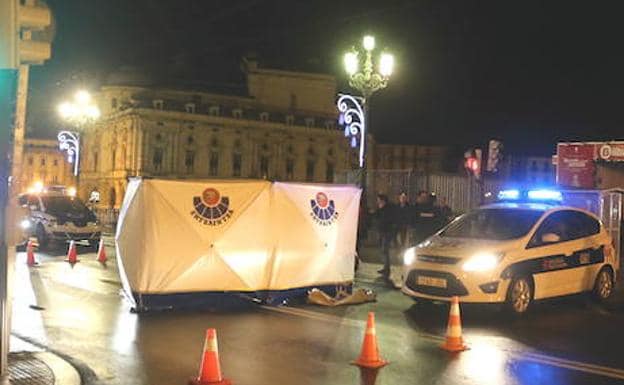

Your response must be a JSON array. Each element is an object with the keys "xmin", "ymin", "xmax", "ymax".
[
  {"xmin": 593, "ymin": 267, "xmax": 613, "ymax": 302},
  {"xmin": 507, "ymin": 276, "xmax": 533, "ymax": 315}
]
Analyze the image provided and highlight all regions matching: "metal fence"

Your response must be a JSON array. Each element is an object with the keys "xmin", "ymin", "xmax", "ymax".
[{"xmin": 335, "ymin": 169, "xmax": 507, "ymax": 214}]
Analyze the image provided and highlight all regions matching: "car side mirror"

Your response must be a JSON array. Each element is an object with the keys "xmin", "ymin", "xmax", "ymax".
[{"xmin": 541, "ymin": 233, "xmax": 561, "ymax": 244}]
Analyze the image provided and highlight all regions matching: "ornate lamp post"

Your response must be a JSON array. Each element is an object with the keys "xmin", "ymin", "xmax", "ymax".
[
  {"xmin": 57, "ymin": 90, "xmax": 100, "ymax": 188},
  {"xmin": 338, "ymin": 35, "xmax": 393, "ymax": 182}
]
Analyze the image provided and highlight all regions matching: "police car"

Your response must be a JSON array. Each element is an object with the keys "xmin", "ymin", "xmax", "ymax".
[
  {"xmin": 18, "ymin": 187, "xmax": 101, "ymax": 249},
  {"xmin": 402, "ymin": 189, "xmax": 617, "ymax": 314}
]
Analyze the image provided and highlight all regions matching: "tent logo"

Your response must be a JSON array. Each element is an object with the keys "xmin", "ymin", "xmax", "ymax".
[
  {"xmin": 191, "ymin": 187, "xmax": 234, "ymax": 226},
  {"xmin": 310, "ymin": 192, "xmax": 339, "ymax": 226}
]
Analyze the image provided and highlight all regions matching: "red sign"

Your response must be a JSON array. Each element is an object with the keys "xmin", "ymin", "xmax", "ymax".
[{"xmin": 556, "ymin": 143, "xmax": 597, "ymax": 188}]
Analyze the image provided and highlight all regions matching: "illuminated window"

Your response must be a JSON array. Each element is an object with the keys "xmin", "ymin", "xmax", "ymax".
[
  {"xmin": 209, "ymin": 106, "xmax": 220, "ymax": 116},
  {"xmin": 153, "ymin": 99, "xmax": 164, "ymax": 110}
]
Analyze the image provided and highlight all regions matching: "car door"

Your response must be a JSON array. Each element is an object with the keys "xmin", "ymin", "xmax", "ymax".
[{"xmin": 523, "ymin": 210, "xmax": 603, "ymax": 299}]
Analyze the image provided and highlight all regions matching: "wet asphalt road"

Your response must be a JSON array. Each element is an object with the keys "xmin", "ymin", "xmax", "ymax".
[{"xmin": 10, "ymin": 244, "xmax": 624, "ymax": 385}]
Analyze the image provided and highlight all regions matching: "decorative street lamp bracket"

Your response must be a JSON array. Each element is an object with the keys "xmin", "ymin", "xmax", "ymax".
[
  {"xmin": 337, "ymin": 94, "xmax": 366, "ymax": 168},
  {"xmin": 58, "ymin": 130, "xmax": 80, "ymax": 176}
]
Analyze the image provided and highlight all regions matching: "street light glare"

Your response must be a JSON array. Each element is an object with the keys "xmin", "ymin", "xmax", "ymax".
[
  {"xmin": 344, "ymin": 52, "xmax": 359, "ymax": 75},
  {"xmin": 363, "ymin": 35, "xmax": 375, "ymax": 51},
  {"xmin": 86, "ymin": 105, "xmax": 101, "ymax": 119},
  {"xmin": 379, "ymin": 53, "xmax": 394, "ymax": 77},
  {"xmin": 58, "ymin": 102, "xmax": 75, "ymax": 119},
  {"xmin": 75, "ymin": 90, "xmax": 91, "ymax": 104}
]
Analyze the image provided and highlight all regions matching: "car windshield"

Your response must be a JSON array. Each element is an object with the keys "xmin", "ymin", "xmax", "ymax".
[
  {"xmin": 440, "ymin": 208, "xmax": 544, "ymax": 240},
  {"xmin": 41, "ymin": 195, "xmax": 90, "ymax": 216}
]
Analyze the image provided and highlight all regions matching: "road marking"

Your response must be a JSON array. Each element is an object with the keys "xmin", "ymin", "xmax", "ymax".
[{"xmin": 261, "ymin": 304, "xmax": 624, "ymax": 380}]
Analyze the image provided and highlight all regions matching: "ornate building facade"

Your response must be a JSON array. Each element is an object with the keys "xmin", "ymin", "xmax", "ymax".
[
  {"xmin": 21, "ymin": 138, "xmax": 74, "ymax": 190},
  {"xmin": 80, "ymin": 61, "xmax": 359, "ymax": 208}
]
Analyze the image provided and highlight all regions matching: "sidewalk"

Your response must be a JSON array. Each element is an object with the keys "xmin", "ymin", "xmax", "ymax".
[{"xmin": 3, "ymin": 336, "xmax": 81, "ymax": 385}]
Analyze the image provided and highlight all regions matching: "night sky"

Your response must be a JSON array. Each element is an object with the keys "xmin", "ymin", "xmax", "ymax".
[{"xmin": 28, "ymin": 0, "xmax": 624, "ymax": 156}]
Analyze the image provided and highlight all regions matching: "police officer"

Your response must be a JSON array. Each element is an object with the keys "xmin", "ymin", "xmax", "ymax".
[{"xmin": 375, "ymin": 194, "xmax": 396, "ymax": 280}]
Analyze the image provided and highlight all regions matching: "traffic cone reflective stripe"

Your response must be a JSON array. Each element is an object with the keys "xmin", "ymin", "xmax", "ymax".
[
  {"xmin": 26, "ymin": 240, "xmax": 37, "ymax": 267},
  {"xmin": 441, "ymin": 296, "xmax": 468, "ymax": 352},
  {"xmin": 189, "ymin": 329, "xmax": 231, "ymax": 385},
  {"xmin": 96, "ymin": 239, "xmax": 107, "ymax": 265},
  {"xmin": 65, "ymin": 240, "xmax": 79, "ymax": 265},
  {"xmin": 352, "ymin": 312, "xmax": 388, "ymax": 369}
]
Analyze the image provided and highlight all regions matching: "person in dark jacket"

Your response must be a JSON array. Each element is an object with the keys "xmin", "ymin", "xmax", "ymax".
[
  {"xmin": 375, "ymin": 194, "xmax": 395, "ymax": 279},
  {"xmin": 395, "ymin": 192, "xmax": 412, "ymax": 249}
]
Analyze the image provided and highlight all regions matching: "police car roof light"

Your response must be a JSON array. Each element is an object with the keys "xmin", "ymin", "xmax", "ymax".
[
  {"xmin": 527, "ymin": 189, "xmax": 563, "ymax": 202},
  {"xmin": 498, "ymin": 189, "xmax": 520, "ymax": 200}
]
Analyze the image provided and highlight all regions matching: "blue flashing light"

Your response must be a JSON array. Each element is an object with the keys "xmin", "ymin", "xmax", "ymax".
[
  {"xmin": 498, "ymin": 189, "xmax": 520, "ymax": 201},
  {"xmin": 527, "ymin": 189, "xmax": 563, "ymax": 202}
]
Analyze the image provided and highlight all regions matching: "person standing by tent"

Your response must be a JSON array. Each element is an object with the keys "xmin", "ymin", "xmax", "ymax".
[
  {"xmin": 374, "ymin": 194, "xmax": 396, "ymax": 280},
  {"xmin": 395, "ymin": 191, "xmax": 412, "ymax": 249}
]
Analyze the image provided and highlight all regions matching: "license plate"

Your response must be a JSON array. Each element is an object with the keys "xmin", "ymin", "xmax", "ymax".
[{"xmin": 417, "ymin": 276, "xmax": 447, "ymax": 288}]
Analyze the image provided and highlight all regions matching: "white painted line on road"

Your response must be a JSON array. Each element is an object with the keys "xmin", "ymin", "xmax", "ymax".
[{"xmin": 262, "ymin": 304, "xmax": 624, "ymax": 380}]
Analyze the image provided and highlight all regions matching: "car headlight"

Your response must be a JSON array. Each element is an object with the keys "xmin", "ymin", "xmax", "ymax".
[
  {"xmin": 19, "ymin": 219, "xmax": 31, "ymax": 229},
  {"xmin": 462, "ymin": 252, "xmax": 504, "ymax": 272},
  {"xmin": 403, "ymin": 247, "xmax": 417, "ymax": 265}
]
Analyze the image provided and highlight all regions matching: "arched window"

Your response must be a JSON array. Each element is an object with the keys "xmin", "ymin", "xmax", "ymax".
[
  {"xmin": 260, "ymin": 155, "xmax": 269, "ymax": 179},
  {"xmin": 210, "ymin": 152, "xmax": 219, "ymax": 176},
  {"xmin": 306, "ymin": 160, "xmax": 315, "ymax": 182}
]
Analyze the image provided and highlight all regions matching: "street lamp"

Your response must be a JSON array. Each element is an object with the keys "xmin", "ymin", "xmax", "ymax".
[
  {"xmin": 339, "ymin": 34, "xmax": 393, "ymax": 174},
  {"xmin": 57, "ymin": 90, "xmax": 100, "ymax": 184}
]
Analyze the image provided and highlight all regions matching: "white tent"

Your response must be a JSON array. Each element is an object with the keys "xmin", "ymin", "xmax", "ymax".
[{"xmin": 115, "ymin": 178, "xmax": 361, "ymax": 310}]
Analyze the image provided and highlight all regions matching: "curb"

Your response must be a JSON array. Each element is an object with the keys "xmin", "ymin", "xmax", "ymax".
[
  {"xmin": 12, "ymin": 334, "xmax": 98, "ymax": 385},
  {"xmin": 35, "ymin": 352, "xmax": 81, "ymax": 385}
]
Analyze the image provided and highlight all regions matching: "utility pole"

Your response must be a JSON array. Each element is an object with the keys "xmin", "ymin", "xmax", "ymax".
[{"xmin": 0, "ymin": 0, "xmax": 52, "ymax": 376}]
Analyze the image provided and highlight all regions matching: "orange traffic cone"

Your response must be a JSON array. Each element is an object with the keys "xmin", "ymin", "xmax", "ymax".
[
  {"xmin": 65, "ymin": 240, "xmax": 79, "ymax": 266},
  {"xmin": 440, "ymin": 296, "xmax": 468, "ymax": 352},
  {"xmin": 352, "ymin": 312, "xmax": 388, "ymax": 369},
  {"xmin": 26, "ymin": 240, "xmax": 38, "ymax": 267},
  {"xmin": 96, "ymin": 239, "xmax": 107, "ymax": 265},
  {"xmin": 189, "ymin": 329, "xmax": 232, "ymax": 385}
]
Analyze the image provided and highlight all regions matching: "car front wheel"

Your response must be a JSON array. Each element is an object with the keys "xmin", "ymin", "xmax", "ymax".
[
  {"xmin": 593, "ymin": 267, "xmax": 613, "ymax": 302},
  {"xmin": 507, "ymin": 276, "xmax": 533, "ymax": 315},
  {"xmin": 36, "ymin": 224, "xmax": 49, "ymax": 250}
]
